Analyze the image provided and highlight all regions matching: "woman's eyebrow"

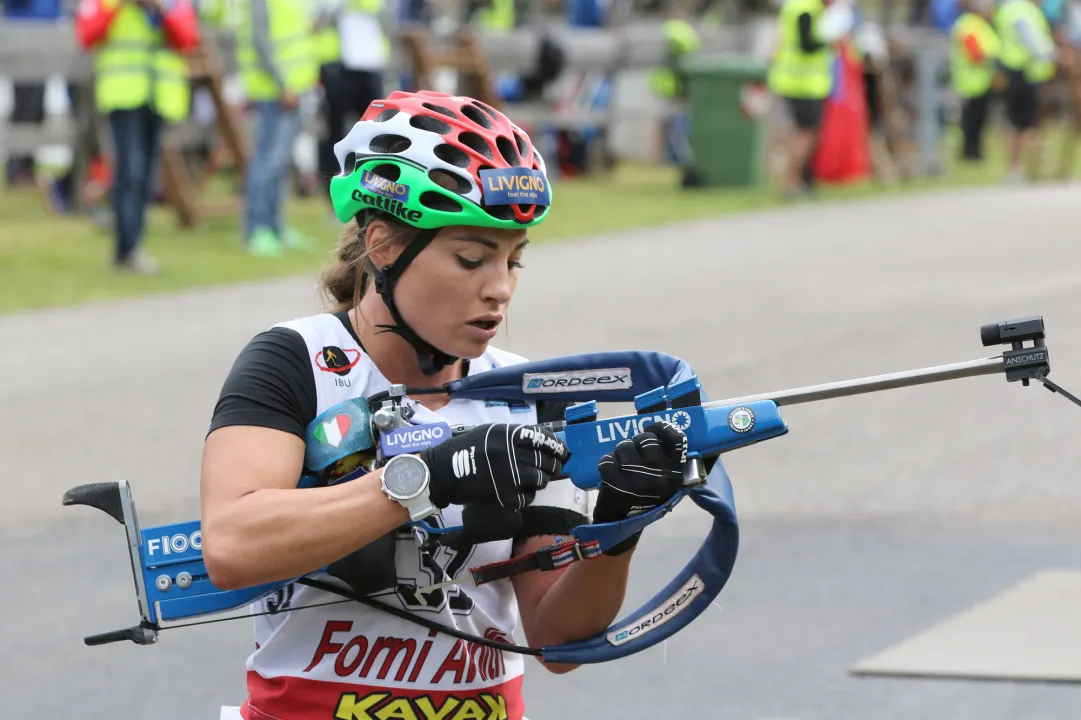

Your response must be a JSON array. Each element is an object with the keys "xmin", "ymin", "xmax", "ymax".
[
  {"xmin": 451, "ymin": 235, "xmax": 499, "ymax": 250},
  {"xmin": 451, "ymin": 235, "xmax": 530, "ymax": 251}
]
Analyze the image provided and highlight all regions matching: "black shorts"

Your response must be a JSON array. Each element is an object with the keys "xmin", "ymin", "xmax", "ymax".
[
  {"xmin": 1005, "ymin": 69, "xmax": 1039, "ymax": 131},
  {"xmin": 784, "ymin": 96, "xmax": 825, "ymax": 130}
]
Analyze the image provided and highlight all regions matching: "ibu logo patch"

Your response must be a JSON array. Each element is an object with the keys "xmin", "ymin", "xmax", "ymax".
[
  {"xmin": 379, "ymin": 422, "xmax": 451, "ymax": 456},
  {"xmin": 480, "ymin": 167, "xmax": 550, "ymax": 206},
  {"xmin": 360, "ymin": 170, "xmax": 410, "ymax": 202}
]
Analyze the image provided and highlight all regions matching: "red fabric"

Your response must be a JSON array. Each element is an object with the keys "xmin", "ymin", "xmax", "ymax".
[
  {"xmin": 161, "ymin": 0, "xmax": 201, "ymax": 53},
  {"xmin": 963, "ymin": 32, "xmax": 985, "ymax": 62},
  {"xmin": 74, "ymin": 0, "xmax": 119, "ymax": 49},
  {"xmin": 239, "ymin": 670, "xmax": 526, "ymax": 720},
  {"xmin": 74, "ymin": 0, "xmax": 200, "ymax": 52},
  {"xmin": 811, "ymin": 42, "xmax": 871, "ymax": 184},
  {"xmin": 361, "ymin": 90, "xmax": 545, "ymax": 223}
]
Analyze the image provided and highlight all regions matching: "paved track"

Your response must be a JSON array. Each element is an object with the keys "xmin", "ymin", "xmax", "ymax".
[{"xmin": 3, "ymin": 185, "xmax": 1081, "ymax": 719}]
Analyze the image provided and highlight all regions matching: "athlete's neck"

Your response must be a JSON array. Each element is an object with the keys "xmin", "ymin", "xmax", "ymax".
[{"xmin": 349, "ymin": 298, "xmax": 463, "ymax": 409}]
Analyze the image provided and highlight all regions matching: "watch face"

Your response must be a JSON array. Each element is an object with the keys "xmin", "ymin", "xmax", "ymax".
[{"xmin": 384, "ymin": 455, "xmax": 428, "ymax": 498}]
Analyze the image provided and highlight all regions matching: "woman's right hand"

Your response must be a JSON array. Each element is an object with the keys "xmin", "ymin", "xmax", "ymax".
[{"xmin": 419, "ymin": 423, "xmax": 571, "ymax": 510}]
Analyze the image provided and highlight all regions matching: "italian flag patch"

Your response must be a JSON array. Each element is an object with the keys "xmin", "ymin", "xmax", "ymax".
[{"xmin": 314, "ymin": 414, "xmax": 351, "ymax": 448}]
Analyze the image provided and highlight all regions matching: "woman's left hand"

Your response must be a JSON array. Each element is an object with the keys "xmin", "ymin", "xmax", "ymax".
[{"xmin": 591, "ymin": 421, "xmax": 687, "ymax": 553}]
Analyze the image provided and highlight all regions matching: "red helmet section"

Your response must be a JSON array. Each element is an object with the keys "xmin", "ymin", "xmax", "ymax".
[{"xmin": 360, "ymin": 90, "xmax": 544, "ymax": 223}]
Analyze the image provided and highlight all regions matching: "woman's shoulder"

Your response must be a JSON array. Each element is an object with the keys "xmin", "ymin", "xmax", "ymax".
[{"xmin": 207, "ymin": 318, "xmax": 333, "ymax": 440}]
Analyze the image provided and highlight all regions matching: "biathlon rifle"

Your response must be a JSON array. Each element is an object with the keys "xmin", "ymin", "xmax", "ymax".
[{"xmin": 63, "ymin": 315, "xmax": 1080, "ymax": 665}]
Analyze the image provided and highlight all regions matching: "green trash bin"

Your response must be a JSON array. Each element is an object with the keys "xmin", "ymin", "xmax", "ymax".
[{"xmin": 680, "ymin": 55, "xmax": 772, "ymax": 188}]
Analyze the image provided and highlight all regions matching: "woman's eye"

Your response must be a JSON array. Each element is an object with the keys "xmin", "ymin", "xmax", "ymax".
[
  {"xmin": 456, "ymin": 256, "xmax": 483, "ymax": 270},
  {"xmin": 509, "ymin": 259, "xmax": 524, "ymax": 270}
]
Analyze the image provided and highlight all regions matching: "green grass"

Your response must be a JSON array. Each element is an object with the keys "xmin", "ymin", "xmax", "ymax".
[{"xmin": 2, "ymin": 124, "xmax": 1077, "ymax": 314}]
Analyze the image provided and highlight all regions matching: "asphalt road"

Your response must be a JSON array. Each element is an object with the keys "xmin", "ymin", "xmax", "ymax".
[{"xmin": 3, "ymin": 184, "xmax": 1081, "ymax": 719}]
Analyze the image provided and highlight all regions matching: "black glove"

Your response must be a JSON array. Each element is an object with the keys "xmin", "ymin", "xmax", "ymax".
[
  {"xmin": 420, "ymin": 423, "xmax": 571, "ymax": 510},
  {"xmin": 592, "ymin": 421, "xmax": 688, "ymax": 555}
]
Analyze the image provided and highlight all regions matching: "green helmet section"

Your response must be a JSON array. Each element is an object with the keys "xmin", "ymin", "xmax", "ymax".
[{"xmin": 329, "ymin": 155, "xmax": 553, "ymax": 231}]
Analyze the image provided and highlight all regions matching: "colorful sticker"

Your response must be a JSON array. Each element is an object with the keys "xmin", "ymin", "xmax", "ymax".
[
  {"xmin": 314, "ymin": 414, "xmax": 352, "ymax": 447},
  {"xmin": 727, "ymin": 407, "xmax": 755, "ymax": 434},
  {"xmin": 379, "ymin": 422, "xmax": 452, "ymax": 456},
  {"xmin": 360, "ymin": 170, "xmax": 410, "ymax": 202},
  {"xmin": 479, "ymin": 167, "xmax": 550, "ymax": 206}
]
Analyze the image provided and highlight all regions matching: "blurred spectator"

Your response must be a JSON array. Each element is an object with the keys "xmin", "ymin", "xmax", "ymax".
[
  {"xmin": 767, "ymin": 0, "xmax": 841, "ymax": 198},
  {"xmin": 950, "ymin": 0, "xmax": 1000, "ymax": 162},
  {"xmin": 995, "ymin": 0, "xmax": 1057, "ymax": 180},
  {"xmin": 312, "ymin": 0, "xmax": 387, "ymax": 216},
  {"xmin": 472, "ymin": 0, "xmax": 514, "ymax": 30},
  {"xmin": 75, "ymin": 0, "xmax": 201, "ymax": 274},
  {"xmin": 648, "ymin": 1, "xmax": 703, "ymax": 185},
  {"xmin": 235, "ymin": 0, "xmax": 319, "ymax": 256}
]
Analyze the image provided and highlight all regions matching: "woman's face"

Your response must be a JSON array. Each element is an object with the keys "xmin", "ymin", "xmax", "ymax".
[{"xmin": 378, "ymin": 223, "xmax": 529, "ymax": 360}]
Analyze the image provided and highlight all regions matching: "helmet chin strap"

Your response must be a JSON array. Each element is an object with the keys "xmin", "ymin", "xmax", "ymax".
[{"xmin": 368, "ymin": 225, "xmax": 460, "ymax": 376}]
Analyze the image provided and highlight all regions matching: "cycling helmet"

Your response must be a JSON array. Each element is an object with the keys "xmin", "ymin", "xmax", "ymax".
[{"xmin": 327, "ymin": 90, "xmax": 553, "ymax": 376}]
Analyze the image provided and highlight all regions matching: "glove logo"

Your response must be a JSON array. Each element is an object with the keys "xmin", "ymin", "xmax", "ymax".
[
  {"xmin": 727, "ymin": 407, "xmax": 755, "ymax": 434},
  {"xmin": 452, "ymin": 447, "xmax": 475, "ymax": 478},
  {"xmin": 516, "ymin": 426, "xmax": 566, "ymax": 456}
]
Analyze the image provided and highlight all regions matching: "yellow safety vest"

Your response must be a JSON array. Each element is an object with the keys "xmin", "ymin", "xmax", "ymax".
[
  {"xmin": 950, "ymin": 13, "xmax": 1001, "ymax": 97},
  {"xmin": 199, "ymin": 0, "xmax": 242, "ymax": 28},
  {"xmin": 649, "ymin": 19, "xmax": 702, "ymax": 99},
  {"xmin": 313, "ymin": 0, "xmax": 385, "ymax": 66},
  {"xmin": 236, "ymin": 0, "xmax": 319, "ymax": 100},
  {"xmin": 995, "ymin": 0, "xmax": 1056, "ymax": 83},
  {"xmin": 767, "ymin": 0, "xmax": 834, "ymax": 100},
  {"xmin": 93, "ymin": 0, "xmax": 191, "ymax": 123},
  {"xmin": 476, "ymin": 0, "xmax": 514, "ymax": 33}
]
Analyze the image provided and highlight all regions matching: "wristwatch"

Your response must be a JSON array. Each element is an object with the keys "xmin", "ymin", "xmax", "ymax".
[{"xmin": 379, "ymin": 454, "xmax": 437, "ymax": 522}]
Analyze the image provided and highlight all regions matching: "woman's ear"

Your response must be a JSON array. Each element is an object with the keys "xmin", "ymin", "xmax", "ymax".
[{"xmin": 363, "ymin": 219, "xmax": 406, "ymax": 269}]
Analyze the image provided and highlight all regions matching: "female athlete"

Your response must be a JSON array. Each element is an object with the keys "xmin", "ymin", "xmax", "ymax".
[{"xmin": 200, "ymin": 90, "xmax": 686, "ymax": 720}]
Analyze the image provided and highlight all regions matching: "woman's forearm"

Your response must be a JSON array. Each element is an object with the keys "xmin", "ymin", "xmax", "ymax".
[
  {"xmin": 527, "ymin": 550, "xmax": 635, "ymax": 655},
  {"xmin": 202, "ymin": 470, "xmax": 407, "ymax": 590}
]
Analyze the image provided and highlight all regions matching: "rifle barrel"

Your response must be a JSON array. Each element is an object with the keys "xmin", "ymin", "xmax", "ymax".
[{"xmin": 705, "ymin": 356, "xmax": 1005, "ymax": 409}]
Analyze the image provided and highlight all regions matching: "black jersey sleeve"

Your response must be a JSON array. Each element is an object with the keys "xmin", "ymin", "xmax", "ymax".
[{"xmin": 207, "ymin": 327, "xmax": 318, "ymax": 439}]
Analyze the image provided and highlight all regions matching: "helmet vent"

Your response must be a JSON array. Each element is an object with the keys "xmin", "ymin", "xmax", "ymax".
[
  {"xmin": 410, "ymin": 114, "xmax": 453, "ymax": 135},
  {"xmin": 420, "ymin": 191, "xmax": 464, "ymax": 213},
  {"xmin": 422, "ymin": 102, "xmax": 459, "ymax": 120},
  {"xmin": 513, "ymin": 133, "xmax": 529, "ymax": 159},
  {"xmin": 496, "ymin": 136, "xmax": 521, "ymax": 167},
  {"xmin": 369, "ymin": 163, "xmax": 401, "ymax": 181},
  {"xmin": 460, "ymin": 103, "xmax": 494, "ymax": 129},
  {"xmin": 369, "ymin": 134, "xmax": 412, "ymax": 153},
  {"xmin": 373, "ymin": 108, "xmax": 399, "ymax": 122},
  {"xmin": 428, "ymin": 169, "xmax": 472, "ymax": 195},
  {"xmin": 342, "ymin": 152, "xmax": 358, "ymax": 173},
  {"xmin": 458, "ymin": 132, "xmax": 494, "ymax": 160},
  {"xmin": 433, "ymin": 143, "xmax": 471, "ymax": 168},
  {"xmin": 483, "ymin": 203, "xmax": 515, "ymax": 221},
  {"xmin": 472, "ymin": 102, "xmax": 501, "ymax": 122}
]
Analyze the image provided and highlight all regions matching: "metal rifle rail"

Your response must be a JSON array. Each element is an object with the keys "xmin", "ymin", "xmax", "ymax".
[{"xmin": 704, "ymin": 356, "xmax": 1007, "ymax": 409}]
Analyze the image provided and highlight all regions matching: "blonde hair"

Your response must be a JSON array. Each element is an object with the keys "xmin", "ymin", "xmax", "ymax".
[{"xmin": 319, "ymin": 213, "xmax": 416, "ymax": 313}]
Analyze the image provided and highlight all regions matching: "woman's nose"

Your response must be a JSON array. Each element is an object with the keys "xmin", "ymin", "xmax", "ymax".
[{"xmin": 483, "ymin": 268, "xmax": 514, "ymax": 305}]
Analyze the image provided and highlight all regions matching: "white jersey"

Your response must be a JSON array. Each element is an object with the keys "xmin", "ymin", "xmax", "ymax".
[{"xmin": 237, "ymin": 313, "xmax": 592, "ymax": 720}]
